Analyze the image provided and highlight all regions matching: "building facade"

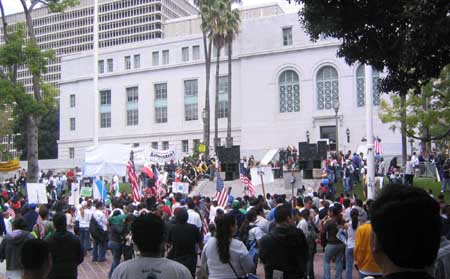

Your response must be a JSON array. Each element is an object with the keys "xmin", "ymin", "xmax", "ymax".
[
  {"xmin": 58, "ymin": 3, "xmax": 401, "ymax": 160},
  {"xmin": 0, "ymin": 0, "xmax": 197, "ymax": 94}
]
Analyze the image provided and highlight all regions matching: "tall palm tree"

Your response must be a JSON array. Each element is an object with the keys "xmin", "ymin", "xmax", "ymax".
[
  {"xmin": 224, "ymin": 5, "xmax": 240, "ymax": 148},
  {"xmin": 208, "ymin": 0, "xmax": 227, "ymax": 154}
]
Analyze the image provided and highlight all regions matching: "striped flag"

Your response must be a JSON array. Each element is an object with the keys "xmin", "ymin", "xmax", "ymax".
[
  {"xmin": 202, "ymin": 216, "xmax": 209, "ymax": 236},
  {"xmin": 374, "ymin": 137, "xmax": 383, "ymax": 154},
  {"xmin": 214, "ymin": 172, "xmax": 228, "ymax": 208},
  {"xmin": 240, "ymin": 164, "xmax": 255, "ymax": 197},
  {"xmin": 127, "ymin": 153, "xmax": 141, "ymax": 202}
]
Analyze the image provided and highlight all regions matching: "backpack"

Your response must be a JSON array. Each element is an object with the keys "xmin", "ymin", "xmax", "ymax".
[{"xmin": 89, "ymin": 217, "xmax": 108, "ymax": 242}]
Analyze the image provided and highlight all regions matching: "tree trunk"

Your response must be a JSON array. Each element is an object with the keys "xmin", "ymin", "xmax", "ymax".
[
  {"xmin": 400, "ymin": 93, "xmax": 407, "ymax": 165},
  {"xmin": 202, "ymin": 15, "xmax": 212, "ymax": 159},
  {"xmin": 26, "ymin": 115, "xmax": 39, "ymax": 182},
  {"xmin": 226, "ymin": 41, "xmax": 232, "ymax": 148},
  {"xmin": 214, "ymin": 47, "xmax": 221, "ymax": 155}
]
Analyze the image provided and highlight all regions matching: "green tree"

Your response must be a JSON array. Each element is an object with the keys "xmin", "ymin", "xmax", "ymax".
[
  {"xmin": 291, "ymin": 0, "xmax": 450, "ymax": 162},
  {"xmin": 380, "ymin": 65, "xmax": 450, "ymax": 153},
  {"xmin": 224, "ymin": 4, "xmax": 240, "ymax": 148},
  {"xmin": 0, "ymin": 0, "xmax": 77, "ymax": 181}
]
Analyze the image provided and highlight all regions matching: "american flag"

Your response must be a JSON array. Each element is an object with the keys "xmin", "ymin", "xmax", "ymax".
[
  {"xmin": 240, "ymin": 164, "xmax": 255, "ymax": 197},
  {"xmin": 127, "ymin": 152, "xmax": 141, "ymax": 202},
  {"xmin": 202, "ymin": 216, "xmax": 209, "ymax": 236},
  {"xmin": 374, "ymin": 137, "xmax": 383, "ymax": 154},
  {"xmin": 214, "ymin": 172, "xmax": 228, "ymax": 208}
]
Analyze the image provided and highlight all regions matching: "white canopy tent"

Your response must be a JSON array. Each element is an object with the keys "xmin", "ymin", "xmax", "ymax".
[{"xmin": 83, "ymin": 144, "xmax": 131, "ymax": 177}]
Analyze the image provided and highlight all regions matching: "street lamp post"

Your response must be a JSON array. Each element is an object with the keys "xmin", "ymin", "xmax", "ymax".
[
  {"xmin": 334, "ymin": 101, "xmax": 340, "ymax": 153},
  {"xmin": 306, "ymin": 130, "xmax": 310, "ymax": 143},
  {"xmin": 202, "ymin": 108, "xmax": 209, "ymax": 158},
  {"xmin": 346, "ymin": 128, "xmax": 350, "ymax": 143}
]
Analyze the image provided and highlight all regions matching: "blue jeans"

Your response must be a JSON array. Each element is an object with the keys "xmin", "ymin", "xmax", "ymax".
[
  {"xmin": 345, "ymin": 247, "xmax": 354, "ymax": 279},
  {"xmin": 442, "ymin": 178, "xmax": 450, "ymax": 192},
  {"xmin": 93, "ymin": 239, "xmax": 107, "ymax": 261},
  {"xmin": 108, "ymin": 241, "xmax": 123, "ymax": 278},
  {"xmin": 324, "ymin": 243, "xmax": 345, "ymax": 279},
  {"xmin": 344, "ymin": 177, "xmax": 351, "ymax": 195},
  {"xmin": 79, "ymin": 228, "xmax": 91, "ymax": 254}
]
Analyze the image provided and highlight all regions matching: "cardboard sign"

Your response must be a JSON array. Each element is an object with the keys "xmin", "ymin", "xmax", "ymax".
[
  {"xmin": 80, "ymin": 186, "xmax": 93, "ymax": 197},
  {"xmin": 68, "ymin": 183, "xmax": 80, "ymax": 206},
  {"xmin": 172, "ymin": 182, "xmax": 189, "ymax": 194},
  {"xmin": 26, "ymin": 183, "xmax": 48, "ymax": 204}
]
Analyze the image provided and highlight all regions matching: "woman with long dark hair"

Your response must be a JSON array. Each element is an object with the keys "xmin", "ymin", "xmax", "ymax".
[
  {"xmin": 200, "ymin": 214, "xmax": 255, "ymax": 278},
  {"xmin": 344, "ymin": 208, "xmax": 360, "ymax": 279}
]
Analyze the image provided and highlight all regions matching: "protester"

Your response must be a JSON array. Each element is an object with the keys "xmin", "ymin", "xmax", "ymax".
[
  {"xmin": 344, "ymin": 208, "xmax": 360, "ymax": 279},
  {"xmin": 322, "ymin": 205, "xmax": 345, "ymax": 279},
  {"xmin": 45, "ymin": 212, "xmax": 84, "ymax": 279},
  {"xmin": 260, "ymin": 204, "xmax": 308, "ymax": 279},
  {"xmin": 0, "ymin": 218, "xmax": 35, "ymax": 279},
  {"xmin": 108, "ymin": 210, "xmax": 130, "ymax": 278},
  {"xmin": 21, "ymin": 239, "xmax": 52, "ymax": 279},
  {"xmin": 167, "ymin": 207, "xmax": 202, "ymax": 277},
  {"xmin": 298, "ymin": 207, "xmax": 318, "ymax": 279},
  {"xmin": 75, "ymin": 201, "xmax": 92, "ymax": 254},
  {"xmin": 32, "ymin": 205, "xmax": 54, "ymax": 239},
  {"xmin": 91, "ymin": 201, "xmax": 108, "ymax": 262},
  {"xmin": 371, "ymin": 184, "xmax": 441, "ymax": 279},
  {"xmin": 200, "ymin": 213, "xmax": 255, "ymax": 278},
  {"xmin": 111, "ymin": 213, "xmax": 192, "ymax": 279}
]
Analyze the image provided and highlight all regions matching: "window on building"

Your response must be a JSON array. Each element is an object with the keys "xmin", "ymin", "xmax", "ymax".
[
  {"xmin": 182, "ymin": 47, "xmax": 189, "ymax": 62},
  {"xmin": 107, "ymin": 58, "xmax": 113, "ymax": 72},
  {"xmin": 69, "ymin": 147, "xmax": 75, "ymax": 159},
  {"xmin": 154, "ymin": 83, "xmax": 167, "ymax": 123},
  {"xmin": 218, "ymin": 76, "xmax": 229, "ymax": 118},
  {"xmin": 356, "ymin": 64, "xmax": 381, "ymax": 107},
  {"xmin": 152, "ymin": 51, "xmax": 159, "ymax": 66},
  {"xmin": 162, "ymin": 50, "xmax": 169, "ymax": 64},
  {"xmin": 100, "ymin": 90, "xmax": 111, "ymax": 128},
  {"xmin": 279, "ymin": 70, "xmax": 300, "ymax": 113},
  {"xmin": 126, "ymin": 86, "xmax": 139, "ymax": 126},
  {"xmin": 184, "ymin": 79, "xmax": 198, "ymax": 121},
  {"xmin": 70, "ymin": 117, "xmax": 76, "ymax": 131},
  {"xmin": 70, "ymin": 94, "xmax": 75, "ymax": 108},
  {"xmin": 316, "ymin": 66, "xmax": 339, "ymax": 110},
  {"xmin": 182, "ymin": 140, "xmax": 189, "ymax": 153},
  {"xmin": 124, "ymin": 56, "xmax": 131, "ymax": 70},
  {"xmin": 282, "ymin": 27, "xmax": 293, "ymax": 46},
  {"xmin": 192, "ymin": 45, "xmax": 200, "ymax": 61},
  {"xmin": 193, "ymin": 139, "xmax": 200, "ymax": 152},
  {"xmin": 162, "ymin": 141, "xmax": 169, "ymax": 150},
  {"xmin": 134, "ymin": 54, "xmax": 140, "ymax": 69},
  {"xmin": 152, "ymin": 142, "xmax": 158, "ymax": 150},
  {"xmin": 98, "ymin": 60, "xmax": 104, "ymax": 74}
]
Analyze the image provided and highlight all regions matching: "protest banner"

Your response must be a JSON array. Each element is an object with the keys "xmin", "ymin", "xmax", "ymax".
[
  {"xmin": 149, "ymin": 148, "xmax": 177, "ymax": 164},
  {"xmin": 172, "ymin": 182, "xmax": 189, "ymax": 194}
]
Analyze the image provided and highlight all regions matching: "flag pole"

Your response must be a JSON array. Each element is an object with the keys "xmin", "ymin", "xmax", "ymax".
[
  {"xmin": 92, "ymin": 0, "xmax": 99, "ymax": 146},
  {"xmin": 257, "ymin": 167, "xmax": 266, "ymax": 198}
]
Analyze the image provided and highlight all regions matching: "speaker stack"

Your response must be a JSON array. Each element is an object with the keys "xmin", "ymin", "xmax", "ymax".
[
  {"xmin": 217, "ymin": 146, "xmax": 240, "ymax": 180},
  {"xmin": 299, "ymin": 141, "xmax": 328, "ymax": 179}
]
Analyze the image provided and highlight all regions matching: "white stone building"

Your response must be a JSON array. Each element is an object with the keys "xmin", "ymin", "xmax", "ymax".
[{"xmin": 58, "ymin": 3, "xmax": 401, "ymax": 161}]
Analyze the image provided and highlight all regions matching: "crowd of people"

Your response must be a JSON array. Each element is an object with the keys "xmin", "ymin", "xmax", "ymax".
[{"xmin": 0, "ymin": 147, "xmax": 449, "ymax": 279}]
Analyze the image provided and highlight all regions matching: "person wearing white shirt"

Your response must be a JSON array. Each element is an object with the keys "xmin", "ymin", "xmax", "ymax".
[
  {"xmin": 405, "ymin": 156, "xmax": 415, "ymax": 187},
  {"xmin": 92, "ymin": 202, "xmax": 108, "ymax": 262},
  {"xmin": 187, "ymin": 202, "xmax": 202, "ymax": 230},
  {"xmin": 75, "ymin": 201, "xmax": 93, "ymax": 254},
  {"xmin": 3, "ymin": 211, "xmax": 12, "ymax": 235}
]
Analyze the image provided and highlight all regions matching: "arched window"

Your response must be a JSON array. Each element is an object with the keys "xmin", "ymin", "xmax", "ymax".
[
  {"xmin": 316, "ymin": 66, "xmax": 339, "ymax": 110},
  {"xmin": 356, "ymin": 65, "xmax": 381, "ymax": 107},
  {"xmin": 279, "ymin": 70, "xmax": 300, "ymax": 113}
]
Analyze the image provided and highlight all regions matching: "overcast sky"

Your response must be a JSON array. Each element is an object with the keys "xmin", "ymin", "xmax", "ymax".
[{"xmin": 2, "ymin": 0, "xmax": 299, "ymax": 15}]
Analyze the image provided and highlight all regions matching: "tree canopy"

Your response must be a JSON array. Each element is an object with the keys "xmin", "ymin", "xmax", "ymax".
[{"xmin": 291, "ymin": 0, "xmax": 450, "ymax": 95}]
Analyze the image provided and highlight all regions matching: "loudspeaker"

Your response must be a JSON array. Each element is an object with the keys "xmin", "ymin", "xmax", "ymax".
[
  {"xmin": 308, "ymin": 144, "xmax": 318, "ymax": 160},
  {"xmin": 299, "ymin": 142, "xmax": 311, "ymax": 161},
  {"xmin": 298, "ymin": 161, "xmax": 308, "ymax": 170},
  {"xmin": 303, "ymin": 169, "xmax": 313, "ymax": 179},
  {"xmin": 217, "ymin": 146, "xmax": 240, "ymax": 164},
  {"xmin": 313, "ymin": 160, "xmax": 322, "ymax": 169},
  {"xmin": 317, "ymin": 141, "xmax": 328, "ymax": 160}
]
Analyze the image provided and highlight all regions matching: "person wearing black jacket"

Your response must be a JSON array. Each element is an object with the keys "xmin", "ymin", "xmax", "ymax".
[
  {"xmin": 45, "ymin": 212, "xmax": 83, "ymax": 279},
  {"xmin": 108, "ymin": 211, "xmax": 130, "ymax": 278},
  {"xmin": 260, "ymin": 204, "xmax": 309, "ymax": 279}
]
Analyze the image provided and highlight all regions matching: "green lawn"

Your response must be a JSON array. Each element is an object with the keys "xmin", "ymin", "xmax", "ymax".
[{"xmin": 334, "ymin": 177, "xmax": 450, "ymax": 203}]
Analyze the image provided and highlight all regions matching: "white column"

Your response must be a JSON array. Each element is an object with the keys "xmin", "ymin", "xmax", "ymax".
[
  {"xmin": 92, "ymin": 0, "xmax": 99, "ymax": 146},
  {"xmin": 365, "ymin": 64, "xmax": 375, "ymax": 199}
]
